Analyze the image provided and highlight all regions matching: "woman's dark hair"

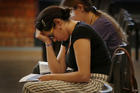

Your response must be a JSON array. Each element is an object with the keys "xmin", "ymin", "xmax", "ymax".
[
  {"xmin": 35, "ymin": 6, "xmax": 71, "ymax": 31},
  {"xmin": 60, "ymin": 0, "xmax": 99, "ymax": 15}
]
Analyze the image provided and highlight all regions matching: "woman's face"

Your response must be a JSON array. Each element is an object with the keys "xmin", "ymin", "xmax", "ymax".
[
  {"xmin": 71, "ymin": 9, "xmax": 81, "ymax": 21},
  {"xmin": 43, "ymin": 20, "xmax": 69, "ymax": 42},
  {"xmin": 53, "ymin": 25, "xmax": 69, "ymax": 41},
  {"xmin": 70, "ymin": 4, "xmax": 85, "ymax": 21}
]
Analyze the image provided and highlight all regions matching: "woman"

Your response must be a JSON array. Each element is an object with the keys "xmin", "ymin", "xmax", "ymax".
[
  {"xmin": 60, "ymin": 0, "xmax": 127, "ymax": 55},
  {"xmin": 23, "ymin": 6, "xmax": 111, "ymax": 93}
]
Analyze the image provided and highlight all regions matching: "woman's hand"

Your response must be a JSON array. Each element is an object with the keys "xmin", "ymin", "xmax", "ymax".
[
  {"xmin": 39, "ymin": 75, "xmax": 50, "ymax": 81},
  {"xmin": 35, "ymin": 29, "xmax": 52, "ymax": 44}
]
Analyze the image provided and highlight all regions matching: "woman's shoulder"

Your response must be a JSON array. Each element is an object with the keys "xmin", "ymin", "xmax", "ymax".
[
  {"xmin": 96, "ymin": 15, "xmax": 113, "ymax": 26},
  {"xmin": 71, "ymin": 22, "xmax": 95, "ymax": 42},
  {"xmin": 74, "ymin": 22, "xmax": 95, "ymax": 33},
  {"xmin": 94, "ymin": 15, "xmax": 116, "ymax": 33}
]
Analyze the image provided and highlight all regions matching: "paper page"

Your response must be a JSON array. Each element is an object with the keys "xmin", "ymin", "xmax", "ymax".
[
  {"xmin": 19, "ymin": 61, "xmax": 50, "ymax": 83},
  {"xmin": 19, "ymin": 74, "xmax": 41, "ymax": 83},
  {"xmin": 39, "ymin": 61, "xmax": 50, "ymax": 74}
]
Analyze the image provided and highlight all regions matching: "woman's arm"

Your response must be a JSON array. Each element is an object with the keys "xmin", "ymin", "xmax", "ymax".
[
  {"xmin": 39, "ymin": 38, "xmax": 91, "ymax": 82},
  {"xmin": 35, "ymin": 29, "xmax": 66, "ymax": 73},
  {"xmin": 46, "ymin": 45, "xmax": 66, "ymax": 73}
]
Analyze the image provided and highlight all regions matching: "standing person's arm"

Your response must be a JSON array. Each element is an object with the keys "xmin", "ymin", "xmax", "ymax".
[{"xmin": 35, "ymin": 29, "xmax": 66, "ymax": 73}]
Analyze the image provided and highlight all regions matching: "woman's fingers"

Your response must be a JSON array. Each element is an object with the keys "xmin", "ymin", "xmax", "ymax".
[
  {"xmin": 35, "ymin": 29, "xmax": 51, "ymax": 43},
  {"xmin": 39, "ymin": 75, "xmax": 47, "ymax": 81},
  {"xmin": 35, "ymin": 29, "xmax": 41, "ymax": 38}
]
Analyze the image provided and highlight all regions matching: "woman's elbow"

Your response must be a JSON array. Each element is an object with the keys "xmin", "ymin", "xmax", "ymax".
[{"xmin": 78, "ymin": 73, "xmax": 91, "ymax": 82}]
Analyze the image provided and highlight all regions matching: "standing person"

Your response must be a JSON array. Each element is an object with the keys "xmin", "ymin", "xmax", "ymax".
[
  {"xmin": 23, "ymin": 6, "xmax": 111, "ymax": 93},
  {"xmin": 60, "ymin": 0, "xmax": 127, "ymax": 55}
]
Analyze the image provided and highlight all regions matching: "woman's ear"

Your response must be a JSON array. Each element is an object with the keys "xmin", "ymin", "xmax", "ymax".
[
  {"xmin": 53, "ymin": 18, "xmax": 62, "ymax": 26},
  {"xmin": 77, "ymin": 4, "xmax": 84, "ymax": 12}
]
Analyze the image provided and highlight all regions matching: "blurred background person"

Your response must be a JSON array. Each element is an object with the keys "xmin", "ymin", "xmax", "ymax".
[{"xmin": 60, "ymin": 0, "xmax": 127, "ymax": 56}]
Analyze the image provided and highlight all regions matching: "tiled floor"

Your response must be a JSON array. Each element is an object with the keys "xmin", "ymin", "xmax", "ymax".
[
  {"xmin": 0, "ymin": 47, "xmax": 42, "ymax": 93},
  {"xmin": 0, "ymin": 47, "xmax": 139, "ymax": 93}
]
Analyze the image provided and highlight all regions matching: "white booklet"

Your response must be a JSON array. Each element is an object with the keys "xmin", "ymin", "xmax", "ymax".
[
  {"xmin": 39, "ymin": 61, "xmax": 50, "ymax": 74},
  {"xmin": 19, "ymin": 61, "xmax": 50, "ymax": 83},
  {"xmin": 19, "ymin": 74, "xmax": 41, "ymax": 83}
]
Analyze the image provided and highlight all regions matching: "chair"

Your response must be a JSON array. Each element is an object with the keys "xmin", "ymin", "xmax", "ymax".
[
  {"xmin": 134, "ymin": 22, "xmax": 139, "ymax": 61},
  {"xmin": 117, "ymin": 8, "xmax": 137, "ymax": 58},
  {"xmin": 100, "ymin": 82, "xmax": 113, "ymax": 93},
  {"xmin": 108, "ymin": 47, "xmax": 138, "ymax": 93}
]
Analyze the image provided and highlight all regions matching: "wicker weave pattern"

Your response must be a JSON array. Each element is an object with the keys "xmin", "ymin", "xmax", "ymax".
[{"xmin": 23, "ymin": 73, "xmax": 108, "ymax": 93}]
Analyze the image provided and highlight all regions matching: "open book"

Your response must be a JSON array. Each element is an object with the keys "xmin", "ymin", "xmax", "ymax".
[{"xmin": 19, "ymin": 61, "xmax": 50, "ymax": 83}]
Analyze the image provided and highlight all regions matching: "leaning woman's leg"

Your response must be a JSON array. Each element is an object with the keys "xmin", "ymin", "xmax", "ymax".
[{"xmin": 22, "ymin": 73, "xmax": 108, "ymax": 93}]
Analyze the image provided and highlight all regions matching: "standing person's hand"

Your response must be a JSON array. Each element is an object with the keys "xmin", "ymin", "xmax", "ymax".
[{"xmin": 35, "ymin": 29, "xmax": 52, "ymax": 45}]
